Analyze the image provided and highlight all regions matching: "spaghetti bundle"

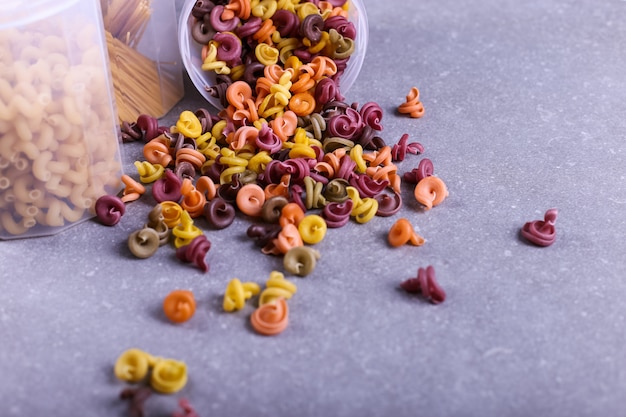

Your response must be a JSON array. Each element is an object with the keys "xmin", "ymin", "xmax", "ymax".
[{"xmin": 101, "ymin": 0, "xmax": 183, "ymax": 122}]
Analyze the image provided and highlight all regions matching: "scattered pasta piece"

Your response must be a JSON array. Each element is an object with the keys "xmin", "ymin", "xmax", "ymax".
[{"xmin": 520, "ymin": 208, "xmax": 558, "ymax": 247}]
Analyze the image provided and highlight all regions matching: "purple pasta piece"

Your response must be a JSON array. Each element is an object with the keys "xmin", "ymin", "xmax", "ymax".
[
  {"xmin": 272, "ymin": 10, "xmax": 300, "ymax": 37},
  {"xmin": 256, "ymin": 124, "xmax": 283, "ymax": 154},
  {"xmin": 194, "ymin": 108, "xmax": 214, "ymax": 134},
  {"xmin": 264, "ymin": 159, "xmax": 309, "ymax": 185},
  {"xmin": 214, "ymin": 32, "xmax": 242, "ymax": 65},
  {"xmin": 247, "ymin": 223, "xmax": 282, "ymax": 247},
  {"xmin": 216, "ymin": 175, "xmax": 242, "ymax": 203},
  {"xmin": 335, "ymin": 154, "xmax": 357, "ymax": 180},
  {"xmin": 175, "ymin": 161, "xmax": 197, "ymax": 181},
  {"xmin": 243, "ymin": 61, "xmax": 265, "ymax": 85},
  {"xmin": 308, "ymin": 170, "xmax": 329, "ymax": 185},
  {"xmin": 348, "ymin": 173, "xmax": 388, "ymax": 198},
  {"xmin": 375, "ymin": 191, "xmax": 402, "ymax": 217},
  {"xmin": 354, "ymin": 125, "xmax": 384, "ymax": 151},
  {"xmin": 324, "ymin": 15, "xmax": 356, "ymax": 40},
  {"xmin": 136, "ymin": 114, "xmax": 160, "ymax": 142},
  {"xmin": 209, "ymin": 6, "xmax": 240, "ymax": 32},
  {"xmin": 403, "ymin": 158, "xmax": 434, "ymax": 183},
  {"xmin": 203, "ymin": 197, "xmax": 236, "ymax": 229},
  {"xmin": 293, "ymin": 47, "xmax": 313, "ymax": 63},
  {"xmin": 391, "ymin": 133, "xmax": 425, "ymax": 162},
  {"xmin": 191, "ymin": 14, "xmax": 215, "ymax": 44},
  {"xmin": 152, "ymin": 169, "xmax": 183, "ymax": 203},
  {"xmin": 328, "ymin": 107, "xmax": 362, "ymax": 139},
  {"xmin": 191, "ymin": 0, "xmax": 215, "ymax": 19},
  {"xmin": 95, "ymin": 194, "xmax": 125, "ymax": 226},
  {"xmin": 300, "ymin": 14, "xmax": 324, "ymax": 42},
  {"xmin": 289, "ymin": 184, "xmax": 307, "ymax": 212},
  {"xmin": 416, "ymin": 158, "xmax": 434, "ymax": 180},
  {"xmin": 200, "ymin": 160, "xmax": 224, "ymax": 183},
  {"xmin": 121, "ymin": 121, "xmax": 143, "ymax": 143},
  {"xmin": 400, "ymin": 265, "xmax": 446, "ymax": 304},
  {"xmin": 315, "ymin": 77, "xmax": 342, "ymax": 106},
  {"xmin": 176, "ymin": 234, "xmax": 211, "ymax": 273},
  {"xmin": 173, "ymin": 398, "xmax": 201, "ymax": 417},
  {"xmin": 359, "ymin": 102, "xmax": 383, "ymax": 131},
  {"xmin": 520, "ymin": 208, "xmax": 558, "ymax": 247},
  {"xmin": 322, "ymin": 200, "xmax": 353, "ymax": 228},
  {"xmin": 120, "ymin": 387, "xmax": 152, "ymax": 417},
  {"xmin": 235, "ymin": 16, "xmax": 262, "ymax": 38},
  {"xmin": 206, "ymin": 75, "xmax": 231, "ymax": 108}
]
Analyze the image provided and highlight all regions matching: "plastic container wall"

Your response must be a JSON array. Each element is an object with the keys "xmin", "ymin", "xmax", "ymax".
[
  {"xmin": 0, "ymin": 0, "xmax": 123, "ymax": 239},
  {"xmin": 178, "ymin": 0, "xmax": 369, "ymax": 110}
]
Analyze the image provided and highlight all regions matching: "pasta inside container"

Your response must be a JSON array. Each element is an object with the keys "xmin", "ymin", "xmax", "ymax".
[
  {"xmin": 178, "ymin": 0, "xmax": 369, "ymax": 110},
  {"xmin": 101, "ymin": 0, "xmax": 185, "ymax": 123},
  {"xmin": 0, "ymin": 0, "xmax": 123, "ymax": 239}
]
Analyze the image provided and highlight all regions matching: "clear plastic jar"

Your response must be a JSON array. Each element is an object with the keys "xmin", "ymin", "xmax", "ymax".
[
  {"xmin": 178, "ymin": 0, "xmax": 369, "ymax": 109},
  {"xmin": 0, "ymin": 0, "xmax": 123, "ymax": 239}
]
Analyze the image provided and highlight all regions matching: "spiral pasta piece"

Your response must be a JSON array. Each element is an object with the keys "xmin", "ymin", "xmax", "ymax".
[
  {"xmin": 388, "ymin": 218, "xmax": 425, "ymax": 247},
  {"xmin": 259, "ymin": 271, "xmax": 297, "ymax": 305},
  {"xmin": 223, "ymin": 278, "xmax": 261, "ymax": 312},
  {"xmin": 150, "ymin": 359, "xmax": 188, "ymax": 394},
  {"xmin": 398, "ymin": 87, "xmax": 425, "ymax": 118},
  {"xmin": 250, "ymin": 297, "xmax": 289, "ymax": 336},
  {"xmin": 413, "ymin": 176, "xmax": 448, "ymax": 210}
]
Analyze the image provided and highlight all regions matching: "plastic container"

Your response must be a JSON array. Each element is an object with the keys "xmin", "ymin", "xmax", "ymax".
[
  {"xmin": 101, "ymin": 0, "xmax": 185, "ymax": 123},
  {"xmin": 178, "ymin": 0, "xmax": 369, "ymax": 110},
  {"xmin": 0, "ymin": 0, "xmax": 123, "ymax": 239}
]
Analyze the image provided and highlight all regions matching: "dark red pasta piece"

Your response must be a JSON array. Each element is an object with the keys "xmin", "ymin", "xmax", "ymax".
[
  {"xmin": 216, "ymin": 176, "xmax": 242, "ymax": 203},
  {"xmin": 375, "ymin": 191, "xmax": 402, "ymax": 217},
  {"xmin": 520, "ymin": 208, "xmax": 558, "ymax": 247},
  {"xmin": 176, "ymin": 235, "xmax": 211, "ymax": 273},
  {"xmin": 194, "ymin": 108, "xmax": 215, "ymax": 134},
  {"xmin": 191, "ymin": 0, "xmax": 215, "ymax": 19},
  {"xmin": 203, "ymin": 197, "xmax": 236, "ymax": 229},
  {"xmin": 214, "ymin": 32, "xmax": 242, "ymax": 65},
  {"xmin": 272, "ymin": 10, "xmax": 299, "ymax": 37},
  {"xmin": 95, "ymin": 194, "xmax": 125, "ymax": 226},
  {"xmin": 400, "ymin": 265, "xmax": 446, "ymax": 304},
  {"xmin": 152, "ymin": 169, "xmax": 182, "ymax": 203},
  {"xmin": 191, "ymin": 14, "xmax": 215, "ymax": 44},
  {"xmin": 256, "ymin": 124, "xmax": 283, "ymax": 154},
  {"xmin": 173, "ymin": 398, "xmax": 200, "ymax": 417},
  {"xmin": 300, "ymin": 13, "xmax": 324, "ymax": 42},
  {"xmin": 322, "ymin": 200, "xmax": 353, "ymax": 228},
  {"xmin": 236, "ymin": 16, "xmax": 263, "ymax": 38},
  {"xmin": 391, "ymin": 133, "xmax": 424, "ymax": 162},
  {"xmin": 335, "ymin": 154, "xmax": 357, "ymax": 180},
  {"xmin": 136, "ymin": 114, "xmax": 161, "ymax": 142},
  {"xmin": 209, "ymin": 5, "xmax": 240, "ymax": 32},
  {"xmin": 349, "ymin": 173, "xmax": 388, "ymax": 198},
  {"xmin": 121, "ymin": 121, "xmax": 143, "ymax": 143},
  {"xmin": 403, "ymin": 158, "xmax": 434, "ymax": 184},
  {"xmin": 324, "ymin": 15, "xmax": 356, "ymax": 40},
  {"xmin": 354, "ymin": 125, "xmax": 385, "ymax": 151},
  {"xmin": 175, "ymin": 161, "xmax": 197, "ymax": 181},
  {"xmin": 247, "ymin": 223, "xmax": 282, "ymax": 247},
  {"xmin": 359, "ymin": 102, "xmax": 383, "ymax": 131},
  {"xmin": 328, "ymin": 107, "xmax": 362, "ymax": 139},
  {"xmin": 120, "ymin": 387, "xmax": 152, "ymax": 417}
]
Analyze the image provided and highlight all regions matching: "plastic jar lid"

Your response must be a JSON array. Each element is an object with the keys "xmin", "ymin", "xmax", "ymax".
[{"xmin": 178, "ymin": 0, "xmax": 369, "ymax": 110}]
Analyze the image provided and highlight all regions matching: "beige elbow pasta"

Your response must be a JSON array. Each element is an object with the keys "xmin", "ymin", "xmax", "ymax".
[{"xmin": 0, "ymin": 21, "xmax": 122, "ymax": 238}]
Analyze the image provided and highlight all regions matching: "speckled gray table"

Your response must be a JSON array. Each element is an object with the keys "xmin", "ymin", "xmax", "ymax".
[{"xmin": 2, "ymin": 0, "xmax": 626, "ymax": 416}]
